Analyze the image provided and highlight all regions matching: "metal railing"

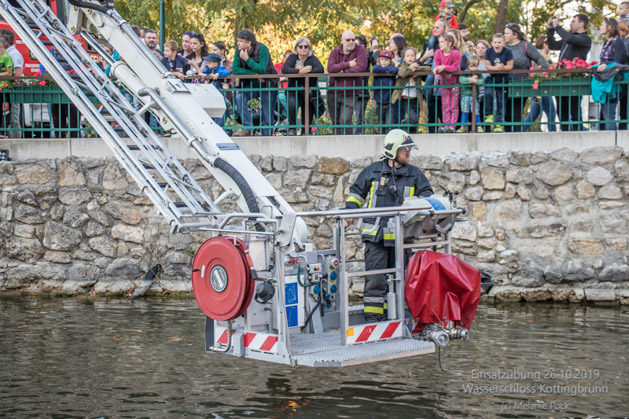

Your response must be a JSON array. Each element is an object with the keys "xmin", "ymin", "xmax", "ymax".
[{"xmin": 1, "ymin": 68, "xmax": 626, "ymax": 138}]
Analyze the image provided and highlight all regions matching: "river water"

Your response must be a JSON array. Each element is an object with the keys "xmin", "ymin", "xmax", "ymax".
[{"xmin": 1, "ymin": 297, "xmax": 627, "ymax": 418}]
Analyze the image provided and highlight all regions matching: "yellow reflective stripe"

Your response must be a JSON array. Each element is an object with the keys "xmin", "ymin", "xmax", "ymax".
[
  {"xmin": 383, "ymin": 233, "xmax": 395, "ymax": 240},
  {"xmin": 383, "ymin": 302, "xmax": 388, "ymax": 310},
  {"xmin": 409, "ymin": 186, "xmax": 415, "ymax": 197},
  {"xmin": 346, "ymin": 196, "xmax": 363, "ymax": 207},
  {"xmin": 364, "ymin": 306, "xmax": 384, "ymax": 314},
  {"xmin": 362, "ymin": 228, "xmax": 378, "ymax": 236},
  {"xmin": 367, "ymin": 181, "xmax": 376, "ymax": 208}
]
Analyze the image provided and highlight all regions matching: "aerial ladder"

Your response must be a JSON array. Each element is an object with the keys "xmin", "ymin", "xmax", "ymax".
[{"xmin": 0, "ymin": 0, "xmax": 477, "ymax": 367}]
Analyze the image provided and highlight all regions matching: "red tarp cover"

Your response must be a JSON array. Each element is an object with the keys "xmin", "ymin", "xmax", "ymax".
[{"xmin": 405, "ymin": 250, "xmax": 481, "ymax": 332}]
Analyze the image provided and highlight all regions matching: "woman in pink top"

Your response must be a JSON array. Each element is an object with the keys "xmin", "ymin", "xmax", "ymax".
[{"xmin": 433, "ymin": 34, "xmax": 461, "ymax": 133}]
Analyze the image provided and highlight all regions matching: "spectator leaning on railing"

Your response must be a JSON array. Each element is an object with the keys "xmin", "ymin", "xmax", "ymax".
[
  {"xmin": 281, "ymin": 37, "xmax": 324, "ymax": 136},
  {"xmin": 596, "ymin": 18, "xmax": 627, "ymax": 131},
  {"xmin": 546, "ymin": 14, "xmax": 591, "ymax": 131},
  {"xmin": 232, "ymin": 29, "xmax": 278, "ymax": 137},
  {"xmin": 421, "ymin": 19, "xmax": 449, "ymax": 133},
  {"xmin": 327, "ymin": 30, "xmax": 368, "ymax": 135},
  {"xmin": 504, "ymin": 23, "xmax": 547, "ymax": 133},
  {"xmin": 0, "ymin": 29, "xmax": 23, "ymax": 138}
]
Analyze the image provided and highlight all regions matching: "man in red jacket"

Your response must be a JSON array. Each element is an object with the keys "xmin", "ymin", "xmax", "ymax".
[{"xmin": 327, "ymin": 30, "xmax": 368, "ymax": 135}]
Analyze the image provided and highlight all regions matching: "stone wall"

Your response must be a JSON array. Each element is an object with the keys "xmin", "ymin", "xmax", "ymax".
[{"xmin": 1, "ymin": 146, "xmax": 628, "ymax": 303}]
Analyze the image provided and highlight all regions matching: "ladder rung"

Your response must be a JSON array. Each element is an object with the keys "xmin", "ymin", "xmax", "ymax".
[{"xmin": 128, "ymin": 144, "xmax": 163, "ymax": 151}]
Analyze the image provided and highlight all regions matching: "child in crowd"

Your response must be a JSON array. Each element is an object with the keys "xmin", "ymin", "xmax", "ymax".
[
  {"xmin": 618, "ymin": 1, "xmax": 629, "ymax": 24},
  {"xmin": 393, "ymin": 47, "xmax": 425, "ymax": 133},
  {"xmin": 434, "ymin": 34, "xmax": 461, "ymax": 133},
  {"xmin": 161, "ymin": 40, "xmax": 200, "ymax": 80},
  {"xmin": 459, "ymin": 55, "xmax": 484, "ymax": 132},
  {"xmin": 483, "ymin": 33, "xmax": 513, "ymax": 133},
  {"xmin": 434, "ymin": 0, "xmax": 459, "ymax": 29},
  {"xmin": 0, "ymin": 36, "xmax": 14, "ymax": 134},
  {"xmin": 202, "ymin": 52, "xmax": 231, "ymax": 127},
  {"xmin": 203, "ymin": 53, "xmax": 231, "ymax": 86},
  {"xmin": 372, "ymin": 50, "xmax": 398, "ymax": 132}
]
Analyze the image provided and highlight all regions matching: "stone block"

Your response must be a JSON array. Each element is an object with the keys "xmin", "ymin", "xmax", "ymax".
[
  {"xmin": 599, "ymin": 184, "xmax": 623, "ymax": 200},
  {"xmin": 16, "ymin": 165, "xmax": 54, "ymax": 185},
  {"xmin": 472, "ymin": 203, "xmax": 487, "ymax": 221},
  {"xmin": 551, "ymin": 148, "xmax": 579, "ymax": 162},
  {"xmin": 576, "ymin": 181, "xmax": 595, "ymax": 199},
  {"xmin": 58, "ymin": 187, "xmax": 92, "ymax": 206},
  {"xmin": 480, "ymin": 167, "xmax": 505, "ymax": 190},
  {"xmin": 528, "ymin": 202, "xmax": 560, "ymax": 218},
  {"xmin": 111, "ymin": 223, "xmax": 144, "ymax": 244},
  {"xmin": 5, "ymin": 237, "xmax": 44, "ymax": 263},
  {"xmin": 567, "ymin": 239, "xmax": 605, "ymax": 255},
  {"xmin": 536, "ymin": 161, "xmax": 572, "ymax": 186},
  {"xmin": 14, "ymin": 204, "xmax": 46, "ymax": 224},
  {"xmin": 318, "ymin": 157, "xmax": 349, "ymax": 174},
  {"xmin": 104, "ymin": 201, "xmax": 142, "ymax": 225},
  {"xmin": 447, "ymin": 155, "xmax": 479, "ymax": 171},
  {"xmin": 62, "ymin": 207, "xmax": 89, "ymax": 229},
  {"xmin": 586, "ymin": 167, "xmax": 613, "ymax": 186},
  {"xmin": 451, "ymin": 222, "xmax": 477, "ymax": 241},
  {"xmin": 464, "ymin": 186, "xmax": 483, "ymax": 201},
  {"xmin": 562, "ymin": 258, "xmax": 595, "ymax": 281},
  {"xmin": 599, "ymin": 263, "xmax": 629, "ymax": 281},
  {"xmin": 272, "ymin": 156, "xmax": 288, "ymax": 172},
  {"xmin": 584, "ymin": 289, "xmax": 616, "ymax": 301},
  {"xmin": 580, "ymin": 146, "xmax": 623, "ymax": 165},
  {"xmin": 42, "ymin": 221, "xmax": 82, "ymax": 251},
  {"xmin": 102, "ymin": 164, "xmax": 129, "ymax": 190},
  {"xmin": 57, "ymin": 159, "xmax": 86, "ymax": 187},
  {"xmin": 554, "ymin": 184, "xmax": 574, "ymax": 202},
  {"xmin": 494, "ymin": 200, "xmax": 522, "ymax": 224}
]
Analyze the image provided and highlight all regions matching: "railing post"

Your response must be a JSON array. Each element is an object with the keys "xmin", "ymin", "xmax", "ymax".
[
  {"xmin": 304, "ymin": 75, "xmax": 310, "ymax": 136},
  {"xmin": 471, "ymin": 82, "xmax": 477, "ymax": 132}
]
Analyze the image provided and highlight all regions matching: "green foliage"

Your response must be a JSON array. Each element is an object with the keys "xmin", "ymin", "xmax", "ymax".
[{"xmin": 113, "ymin": 0, "xmax": 606, "ymax": 64}]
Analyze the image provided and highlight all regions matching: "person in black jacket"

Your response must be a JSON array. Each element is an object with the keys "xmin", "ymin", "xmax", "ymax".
[
  {"xmin": 547, "ymin": 14, "xmax": 592, "ymax": 131},
  {"xmin": 345, "ymin": 129, "xmax": 433, "ymax": 322},
  {"xmin": 282, "ymin": 37, "xmax": 324, "ymax": 135}
]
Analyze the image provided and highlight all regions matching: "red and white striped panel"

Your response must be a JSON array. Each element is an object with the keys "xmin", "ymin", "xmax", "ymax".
[
  {"xmin": 345, "ymin": 321, "xmax": 402, "ymax": 345},
  {"xmin": 215, "ymin": 327, "xmax": 279, "ymax": 353}
]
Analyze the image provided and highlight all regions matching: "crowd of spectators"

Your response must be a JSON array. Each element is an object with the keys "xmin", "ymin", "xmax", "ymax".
[{"xmin": 4, "ymin": 3, "xmax": 629, "ymax": 138}]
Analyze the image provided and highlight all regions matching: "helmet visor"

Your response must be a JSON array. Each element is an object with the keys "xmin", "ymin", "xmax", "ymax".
[{"xmin": 401, "ymin": 135, "xmax": 416, "ymax": 149}]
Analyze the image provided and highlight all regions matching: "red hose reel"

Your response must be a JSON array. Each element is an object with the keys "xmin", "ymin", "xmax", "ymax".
[{"xmin": 191, "ymin": 237, "xmax": 255, "ymax": 321}]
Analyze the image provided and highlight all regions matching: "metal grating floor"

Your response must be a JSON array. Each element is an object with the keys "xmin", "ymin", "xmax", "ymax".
[{"xmin": 290, "ymin": 329, "xmax": 435, "ymax": 367}]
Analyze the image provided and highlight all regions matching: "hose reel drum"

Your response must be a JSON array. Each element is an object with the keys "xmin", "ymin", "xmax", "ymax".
[{"xmin": 191, "ymin": 237, "xmax": 255, "ymax": 321}]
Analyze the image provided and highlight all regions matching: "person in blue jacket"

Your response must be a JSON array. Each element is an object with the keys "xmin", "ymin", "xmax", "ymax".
[
  {"xmin": 372, "ymin": 50, "xmax": 398, "ymax": 133},
  {"xmin": 202, "ymin": 53, "xmax": 231, "ymax": 127}
]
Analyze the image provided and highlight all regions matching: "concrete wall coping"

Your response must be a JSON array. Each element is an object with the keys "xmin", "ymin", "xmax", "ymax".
[{"xmin": 2, "ymin": 130, "xmax": 628, "ymax": 161}]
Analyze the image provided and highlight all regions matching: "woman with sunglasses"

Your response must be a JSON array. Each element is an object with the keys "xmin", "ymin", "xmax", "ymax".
[
  {"xmin": 185, "ymin": 32, "xmax": 209, "ymax": 81},
  {"xmin": 504, "ymin": 23, "xmax": 548, "ymax": 132},
  {"xmin": 282, "ymin": 37, "xmax": 324, "ymax": 135}
]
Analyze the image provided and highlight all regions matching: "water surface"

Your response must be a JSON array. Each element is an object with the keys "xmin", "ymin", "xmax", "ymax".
[{"xmin": 1, "ymin": 297, "xmax": 627, "ymax": 418}]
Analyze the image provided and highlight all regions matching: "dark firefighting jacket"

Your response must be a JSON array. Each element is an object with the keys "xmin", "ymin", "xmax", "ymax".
[{"xmin": 345, "ymin": 160, "xmax": 433, "ymax": 246}]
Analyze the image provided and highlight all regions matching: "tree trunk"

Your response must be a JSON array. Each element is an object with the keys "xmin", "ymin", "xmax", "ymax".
[
  {"xmin": 458, "ymin": 0, "xmax": 483, "ymax": 24},
  {"xmin": 495, "ymin": 0, "xmax": 509, "ymax": 34}
]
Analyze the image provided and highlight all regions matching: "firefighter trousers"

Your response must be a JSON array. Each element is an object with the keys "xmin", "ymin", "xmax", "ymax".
[{"xmin": 363, "ymin": 240, "xmax": 396, "ymax": 322}]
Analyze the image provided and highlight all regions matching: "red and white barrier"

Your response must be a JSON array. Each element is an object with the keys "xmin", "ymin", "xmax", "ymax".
[
  {"xmin": 215, "ymin": 327, "xmax": 279, "ymax": 353},
  {"xmin": 345, "ymin": 321, "xmax": 402, "ymax": 345}
]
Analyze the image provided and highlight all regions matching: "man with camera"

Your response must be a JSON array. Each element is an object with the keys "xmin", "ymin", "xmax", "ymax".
[
  {"xmin": 344, "ymin": 129, "xmax": 433, "ymax": 322},
  {"xmin": 546, "ymin": 14, "xmax": 592, "ymax": 131}
]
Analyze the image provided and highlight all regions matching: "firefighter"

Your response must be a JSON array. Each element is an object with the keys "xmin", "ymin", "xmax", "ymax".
[{"xmin": 345, "ymin": 129, "xmax": 433, "ymax": 322}]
